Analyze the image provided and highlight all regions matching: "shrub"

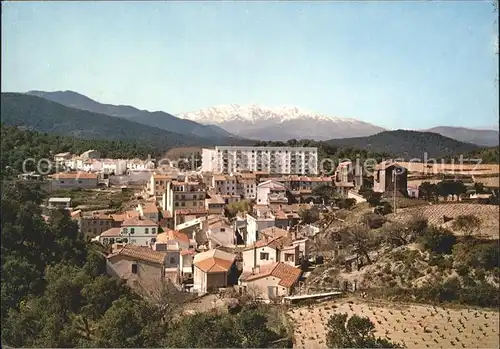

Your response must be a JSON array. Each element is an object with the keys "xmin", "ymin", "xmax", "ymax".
[
  {"xmin": 374, "ymin": 202, "xmax": 392, "ymax": 215},
  {"xmin": 419, "ymin": 226, "xmax": 457, "ymax": 254},
  {"xmin": 363, "ymin": 213, "xmax": 386, "ymax": 229}
]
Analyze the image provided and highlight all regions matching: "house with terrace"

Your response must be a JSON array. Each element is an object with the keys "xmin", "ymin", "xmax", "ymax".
[
  {"xmin": 96, "ymin": 217, "xmax": 159, "ymax": 247},
  {"xmin": 242, "ymin": 234, "xmax": 300, "ymax": 273}
]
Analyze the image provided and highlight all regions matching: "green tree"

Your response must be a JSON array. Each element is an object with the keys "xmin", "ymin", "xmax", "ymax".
[
  {"xmin": 298, "ymin": 207, "xmax": 320, "ymax": 224},
  {"xmin": 165, "ymin": 312, "xmax": 240, "ymax": 348},
  {"xmin": 233, "ymin": 308, "xmax": 277, "ymax": 347},
  {"xmin": 326, "ymin": 313, "xmax": 403, "ymax": 348},
  {"xmin": 93, "ymin": 297, "xmax": 164, "ymax": 348},
  {"xmin": 418, "ymin": 182, "xmax": 438, "ymax": 202},
  {"xmin": 418, "ymin": 226, "xmax": 457, "ymax": 254},
  {"xmin": 226, "ymin": 199, "xmax": 253, "ymax": 219},
  {"xmin": 312, "ymin": 184, "xmax": 337, "ymax": 204},
  {"xmin": 452, "ymin": 214, "xmax": 481, "ymax": 237}
]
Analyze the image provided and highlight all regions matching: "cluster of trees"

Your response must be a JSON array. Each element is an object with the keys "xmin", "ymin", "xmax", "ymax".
[
  {"xmin": 418, "ymin": 180, "xmax": 467, "ymax": 202},
  {"xmin": 254, "ymin": 140, "xmax": 390, "ymax": 165},
  {"xmin": 1, "ymin": 93, "xmax": 213, "ymax": 155},
  {"xmin": 225, "ymin": 199, "xmax": 253, "ymax": 219},
  {"xmin": 1, "ymin": 124, "xmax": 161, "ymax": 179},
  {"xmin": 461, "ymin": 146, "xmax": 499, "ymax": 164},
  {"xmin": 1, "ymin": 182, "xmax": 291, "ymax": 347},
  {"xmin": 310, "ymin": 184, "xmax": 356, "ymax": 209}
]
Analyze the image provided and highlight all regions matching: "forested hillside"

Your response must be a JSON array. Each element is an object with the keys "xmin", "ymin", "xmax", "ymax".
[
  {"xmin": 325, "ymin": 130, "xmax": 480, "ymax": 159},
  {"xmin": 0, "ymin": 182, "xmax": 292, "ymax": 347},
  {"xmin": 1, "ymin": 93, "xmax": 215, "ymax": 150},
  {"xmin": 0, "ymin": 124, "xmax": 162, "ymax": 179}
]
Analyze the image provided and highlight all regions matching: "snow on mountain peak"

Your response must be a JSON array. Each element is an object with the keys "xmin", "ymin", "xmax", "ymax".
[{"xmin": 177, "ymin": 104, "xmax": 362, "ymax": 125}]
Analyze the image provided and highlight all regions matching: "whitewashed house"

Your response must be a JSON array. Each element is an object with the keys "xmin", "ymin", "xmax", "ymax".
[
  {"xmin": 256, "ymin": 180, "xmax": 289, "ymax": 205},
  {"xmin": 242, "ymin": 234, "xmax": 299, "ymax": 273}
]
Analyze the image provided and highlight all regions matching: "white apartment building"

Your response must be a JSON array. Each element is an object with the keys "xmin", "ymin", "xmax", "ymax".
[{"xmin": 202, "ymin": 146, "xmax": 318, "ymax": 175}]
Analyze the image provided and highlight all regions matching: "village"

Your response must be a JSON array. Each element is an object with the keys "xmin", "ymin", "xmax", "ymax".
[{"xmin": 16, "ymin": 145, "xmax": 500, "ymax": 348}]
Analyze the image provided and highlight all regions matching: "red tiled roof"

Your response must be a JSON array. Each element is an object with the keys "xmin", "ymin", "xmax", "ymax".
[
  {"xmin": 195, "ymin": 257, "xmax": 233, "ymax": 273},
  {"xmin": 100, "ymin": 227, "xmax": 122, "ymax": 237},
  {"xmin": 51, "ymin": 172, "xmax": 98, "ymax": 179},
  {"xmin": 181, "ymin": 248, "xmax": 196, "ymax": 256},
  {"xmin": 107, "ymin": 244, "xmax": 166, "ymax": 264},
  {"xmin": 243, "ymin": 234, "xmax": 292, "ymax": 251},
  {"xmin": 111, "ymin": 210, "xmax": 140, "ymax": 222},
  {"xmin": 193, "ymin": 249, "xmax": 235, "ymax": 273},
  {"xmin": 122, "ymin": 217, "xmax": 158, "ymax": 227},
  {"xmin": 168, "ymin": 230, "xmax": 190, "ymax": 244},
  {"xmin": 240, "ymin": 262, "xmax": 302, "ymax": 288},
  {"xmin": 142, "ymin": 202, "xmax": 158, "ymax": 213}
]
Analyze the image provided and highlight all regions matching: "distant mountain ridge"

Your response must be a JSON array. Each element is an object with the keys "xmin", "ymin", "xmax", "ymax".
[
  {"xmin": 178, "ymin": 104, "xmax": 387, "ymax": 141},
  {"xmin": 26, "ymin": 90, "xmax": 239, "ymax": 141},
  {"xmin": 0, "ymin": 93, "xmax": 250, "ymax": 153},
  {"xmin": 325, "ymin": 130, "xmax": 481, "ymax": 159},
  {"xmin": 423, "ymin": 126, "xmax": 499, "ymax": 147}
]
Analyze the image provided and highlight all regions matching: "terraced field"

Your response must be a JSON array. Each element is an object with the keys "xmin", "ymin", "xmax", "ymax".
[
  {"xmin": 387, "ymin": 203, "xmax": 500, "ymax": 239},
  {"xmin": 288, "ymin": 298, "xmax": 500, "ymax": 349}
]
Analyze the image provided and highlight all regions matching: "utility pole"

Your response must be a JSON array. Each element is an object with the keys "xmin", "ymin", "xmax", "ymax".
[{"xmin": 392, "ymin": 169, "xmax": 397, "ymax": 215}]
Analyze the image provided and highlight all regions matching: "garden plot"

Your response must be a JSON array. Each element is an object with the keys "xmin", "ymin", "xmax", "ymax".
[{"xmin": 288, "ymin": 298, "xmax": 499, "ymax": 349}]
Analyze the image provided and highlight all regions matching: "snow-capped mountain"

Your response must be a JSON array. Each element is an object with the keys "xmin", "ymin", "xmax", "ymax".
[{"xmin": 178, "ymin": 104, "xmax": 386, "ymax": 141}]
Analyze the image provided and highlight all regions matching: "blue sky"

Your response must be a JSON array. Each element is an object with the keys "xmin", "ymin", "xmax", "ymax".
[{"xmin": 2, "ymin": 1, "xmax": 498, "ymax": 130}]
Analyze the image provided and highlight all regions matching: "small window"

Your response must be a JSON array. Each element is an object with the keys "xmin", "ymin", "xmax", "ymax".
[
  {"xmin": 220, "ymin": 228, "xmax": 225, "ymax": 232},
  {"xmin": 130, "ymin": 228, "xmax": 135, "ymax": 234},
  {"xmin": 152, "ymin": 228, "xmax": 156, "ymax": 234},
  {"xmin": 131, "ymin": 263, "xmax": 138, "ymax": 274},
  {"xmin": 260, "ymin": 252, "xmax": 270, "ymax": 260},
  {"xmin": 145, "ymin": 228, "xmax": 149, "ymax": 234}
]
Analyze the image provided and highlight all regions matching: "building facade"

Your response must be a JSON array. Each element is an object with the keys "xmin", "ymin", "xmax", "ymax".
[{"xmin": 202, "ymin": 146, "xmax": 318, "ymax": 175}]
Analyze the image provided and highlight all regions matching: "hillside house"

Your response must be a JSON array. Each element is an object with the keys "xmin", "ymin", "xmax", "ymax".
[
  {"xmin": 54, "ymin": 152, "xmax": 72, "ymax": 162},
  {"xmin": 77, "ymin": 212, "xmax": 114, "ymax": 236},
  {"xmin": 138, "ymin": 202, "xmax": 160, "ymax": 223},
  {"xmin": 206, "ymin": 216, "xmax": 236, "ymax": 249},
  {"xmin": 147, "ymin": 173, "xmax": 173, "ymax": 199},
  {"xmin": 242, "ymin": 234, "xmax": 299, "ymax": 273},
  {"xmin": 164, "ymin": 179, "xmax": 206, "ymax": 221},
  {"xmin": 246, "ymin": 206, "xmax": 276, "ymax": 245},
  {"xmin": 238, "ymin": 262, "xmax": 302, "ymax": 300},
  {"xmin": 373, "ymin": 161, "xmax": 408, "ymax": 195},
  {"xmin": 48, "ymin": 197, "xmax": 72, "ymax": 209},
  {"xmin": 193, "ymin": 249, "xmax": 236, "ymax": 294},
  {"xmin": 205, "ymin": 192, "xmax": 225, "ymax": 215},
  {"xmin": 334, "ymin": 161, "xmax": 361, "ymax": 197},
  {"xmin": 49, "ymin": 172, "xmax": 98, "ymax": 190},
  {"xmin": 256, "ymin": 180, "xmax": 289, "ymax": 205},
  {"xmin": 154, "ymin": 230, "xmax": 195, "ymax": 282},
  {"xmin": 106, "ymin": 244, "xmax": 168, "ymax": 295},
  {"xmin": 80, "ymin": 149, "xmax": 101, "ymax": 159},
  {"xmin": 121, "ymin": 217, "xmax": 159, "ymax": 246}
]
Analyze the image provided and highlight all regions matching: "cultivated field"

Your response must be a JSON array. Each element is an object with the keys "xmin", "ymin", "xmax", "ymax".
[
  {"xmin": 387, "ymin": 203, "xmax": 500, "ymax": 239},
  {"xmin": 397, "ymin": 162, "xmax": 500, "ymax": 176},
  {"xmin": 288, "ymin": 298, "xmax": 500, "ymax": 349}
]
